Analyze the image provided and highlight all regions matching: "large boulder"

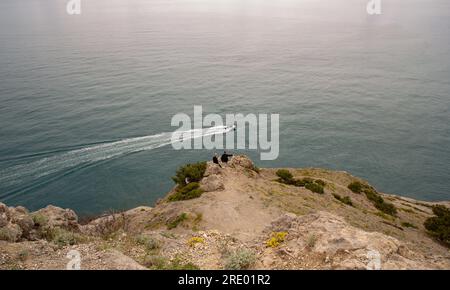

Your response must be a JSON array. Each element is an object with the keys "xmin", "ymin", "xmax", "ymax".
[
  {"xmin": 0, "ymin": 202, "xmax": 9, "ymax": 214},
  {"xmin": 33, "ymin": 205, "xmax": 79, "ymax": 231},
  {"xmin": 263, "ymin": 212, "xmax": 437, "ymax": 269},
  {"xmin": 230, "ymin": 155, "xmax": 255, "ymax": 170},
  {"xmin": 9, "ymin": 208, "xmax": 34, "ymax": 237},
  {"xmin": 203, "ymin": 163, "xmax": 222, "ymax": 176},
  {"xmin": 200, "ymin": 174, "xmax": 224, "ymax": 192},
  {"xmin": 0, "ymin": 203, "xmax": 35, "ymax": 241}
]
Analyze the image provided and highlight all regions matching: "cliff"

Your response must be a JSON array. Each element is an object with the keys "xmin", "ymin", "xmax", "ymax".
[{"xmin": 1, "ymin": 155, "xmax": 449, "ymax": 269}]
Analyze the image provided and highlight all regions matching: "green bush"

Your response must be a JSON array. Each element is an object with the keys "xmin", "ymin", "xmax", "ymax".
[
  {"xmin": 348, "ymin": 181, "xmax": 397, "ymax": 216},
  {"xmin": 143, "ymin": 255, "xmax": 168, "ymax": 269},
  {"xmin": 293, "ymin": 179, "xmax": 306, "ymax": 187},
  {"xmin": 135, "ymin": 235, "xmax": 160, "ymax": 251},
  {"xmin": 424, "ymin": 205, "xmax": 450, "ymax": 247},
  {"xmin": 172, "ymin": 162, "xmax": 207, "ymax": 186},
  {"xmin": 374, "ymin": 200, "xmax": 397, "ymax": 216},
  {"xmin": 31, "ymin": 213, "xmax": 48, "ymax": 227},
  {"xmin": 0, "ymin": 228, "xmax": 18, "ymax": 242},
  {"xmin": 169, "ymin": 257, "xmax": 200, "ymax": 270},
  {"xmin": 143, "ymin": 255, "xmax": 200, "ymax": 270},
  {"xmin": 168, "ymin": 182, "xmax": 204, "ymax": 202},
  {"xmin": 166, "ymin": 213, "xmax": 188, "ymax": 230},
  {"xmin": 305, "ymin": 182, "xmax": 324, "ymax": 194},
  {"xmin": 302, "ymin": 177, "xmax": 314, "ymax": 184},
  {"xmin": 333, "ymin": 194, "xmax": 353, "ymax": 206},
  {"xmin": 363, "ymin": 188, "xmax": 384, "ymax": 204},
  {"xmin": 314, "ymin": 179, "xmax": 326, "ymax": 186},
  {"xmin": 401, "ymin": 222, "xmax": 417, "ymax": 229},
  {"xmin": 224, "ymin": 248, "xmax": 257, "ymax": 270},
  {"xmin": 275, "ymin": 170, "xmax": 325, "ymax": 194},
  {"xmin": 44, "ymin": 227, "xmax": 84, "ymax": 247},
  {"xmin": 276, "ymin": 169, "xmax": 294, "ymax": 184},
  {"xmin": 348, "ymin": 181, "xmax": 363, "ymax": 193}
]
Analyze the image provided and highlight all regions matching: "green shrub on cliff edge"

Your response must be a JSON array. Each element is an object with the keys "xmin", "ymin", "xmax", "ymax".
[
  {"xmin": 348, "ymin": 181, "xmax": 363, "ymax": 193},
  {"xmin": 305, "ymin": 182, "xmax": 324, "ymax": 194},
  {"xmin": 168, "ymin": 182, "xmax": 204, "ymax": 202},
  {"xmin": 275, "ymin": 169, "xmax": 325, "ymax": 193},
  {"xmin": 224, "ymin": 248, "xmax": 257, "ymax": 270},
  {"xmin": 172, "ymin": 162, "xmax": 207, "ymax": 186},
  {"xmin": 169, "ymin": 162, "xmax": 207, "ymax": 202},
  {"xmin": 276, "ymin": 169, "xmax": 294, "ymax": 184},
  {"xmin": 424, "ymin": 205, "xmax": 450, "ymax": 247},
  {"xmin": 347, "ymin": 181, "xmax": 397, "ymax": 216},
  {"xmin": 333, "ymin": 193, "xmax": 353, "ymax": 207}
]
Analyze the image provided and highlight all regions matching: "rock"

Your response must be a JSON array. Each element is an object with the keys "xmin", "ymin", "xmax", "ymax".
[
  {"xmin": 0, "ymin": 213, "xmax": 8, "ymax": 228},
  {"xmin": 261, "ymin": 255, "xmax": 275, "ymax": 267},
  {"xmin": 33, "ymin": 205, "xmax": 79, "ymax": 230},
  {"xmin": 9, "ymin": 208, "xmax": 34, "ymax": 237},
  {"xmin": 200, "ymin": 175, "xmax": 225, "ymax": 192},
  {"xmin": 267, "ymin": 211, "xmax": 434, "ymax": 269},
  {"xmin": 204, "ymin": 163, "xmax": 222, "ymax": 176},
  {"xmin": 267, "ymin": 213, "xmax": 297, "ymax": 232},
  {"xmin": 15, "ymin": 206, "xmax": 29, "ymax": 214},
  {"xmin": 0, "ymin": 203, "xmax": 8, "ymax": 214},
  {"xmin": 101, "ymin": 250, "xmax": 147, "ymax": 270},
  {"xmin": 231, "ymin": 155, "xmax": 255, "ymax": 170}
]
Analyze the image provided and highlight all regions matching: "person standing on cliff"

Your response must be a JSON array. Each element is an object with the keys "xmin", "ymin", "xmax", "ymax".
[
  {"xmin": 221, "ymin": 151, "xmax": 233, "ymax": 164},
  {"xmin": 213, "ymin": 153, "xmax": 222, "ymax": 168}
]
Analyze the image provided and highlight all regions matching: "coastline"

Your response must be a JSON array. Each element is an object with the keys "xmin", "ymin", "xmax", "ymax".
[{"xmin": 1, "ymin": 155, "xmax": 449, "ymax": 269}]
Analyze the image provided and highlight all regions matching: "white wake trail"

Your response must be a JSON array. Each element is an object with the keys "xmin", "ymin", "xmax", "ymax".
[{"xmin": 0, "ymin": 126, "xmax": 232, "ymax": 189}]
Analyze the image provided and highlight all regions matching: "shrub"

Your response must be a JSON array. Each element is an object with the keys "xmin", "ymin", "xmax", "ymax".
[
  {"xmin": 172, "ymin": 162, "xmax": 207, "ymax": 186},
  {"xmin": 144, "ymin": 255, "xmax": 200, "ymax": 270},
  {"xmin": 294, "ymin": 179, "xmax": 306, "ymax": 187},
  {"xmin": 169, "ymin": 257, "xmax": 200, "ymax": 270},
  {"xmin": 44, "ymin": 227, "xmax": 84, "ymax": 247},
  {"xmin": 364, "ymin": 188, "xmax": 384, "ymax": 204},
  {"xmin": 374, "ymin": 201, "xmax": 397, "ymax": 216},
  {"xmin": 306, "ymin": 234, "xmax": 317, "ymax": 249},
  {"xmin": 305, "ymin": 182, "xmax": 324, "ymax": 194},
  {"xmin": 143, "ymin": 255, "xmax": 168, "ymax": 269},
  {"xmin": 275, "ymin": 171, "xmax": 325, "ymax": 194},
  {"xmin": 187, "ymin": 236, "xmax": 205, "ymax": 247},
  {"xmin": 0, "ymin": 228, "xmax": 18, "ymax": 242},
  {"xmin": 166, "ymin": 213, "xmax": 188, "ymax": 230},
  {"xmin": 302, "ymin": 177, "xmax": 314, "ymax": 184},
  {"xmin": 348, "ymin": 181, "xmax": 363, "ymax": 193},
  {"xmin": 333, "ymin": 193, "xmax": 353, "ymax": 206},
  {"xmin": 348, "ymin": 181, "xmax": 397, "ymax": 216},
  {"xmin": 31, "ymin": 213, "xmax": 48, "ymax": 227},
  {"xmin": 314, "ymin": 179, "xmax": 326, "ymax": 186},
  {"xmin": 224, "ymin": 248, "xmax": 257, "ymax": 270},
  {"xmin": 18, "ymin": 250, "xmax": 29, "ymax": 262},
  {"xmin": 135, "ymin": 235, "xmax": 160, "ymax": 251},
  {"xmin": 401, "ymin": 222, "xmax": 417, "ymax": 229},
  {"xmin": 266, "ymin": 231, "xmax": 288, "ymax": 248},
  {"xmin": 424, "ymin": 205, "xmax": 450, "ymax": 247},
  {"xmin": 92, "ymin": 211, "xmax": 129, "ymax": 240},
  {"xmin": 276, "ymin": 169, "xmax": 294, "ymax": 184},
  {"xmin": 168, "ymin": 182, "xmax": 204, "ymax": 202}
]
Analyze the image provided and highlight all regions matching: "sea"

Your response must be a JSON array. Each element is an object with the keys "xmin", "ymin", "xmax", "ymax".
[{"xmin": 0, "ymin": 0, "xmax": 449, "ymax": 216}]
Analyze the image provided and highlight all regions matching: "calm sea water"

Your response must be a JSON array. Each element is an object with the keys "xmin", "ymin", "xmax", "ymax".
[{"xmin": 0, "ymin": 0, "xmax": 449, "ymax": 216}]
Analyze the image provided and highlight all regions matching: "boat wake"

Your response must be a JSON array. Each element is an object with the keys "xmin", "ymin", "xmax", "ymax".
[{"xmin": 0, "ymin": 126, "xmax": 233, "ymax": 198}]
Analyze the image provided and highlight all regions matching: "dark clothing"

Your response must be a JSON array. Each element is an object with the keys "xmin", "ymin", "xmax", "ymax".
[
  {"xmin": 221, "ymin": 153, "xmax": 233, "ymax": 163},
  {"xmin": 213, "ymin": 156, "xmax": 222, "ymax": 167}
]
